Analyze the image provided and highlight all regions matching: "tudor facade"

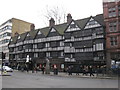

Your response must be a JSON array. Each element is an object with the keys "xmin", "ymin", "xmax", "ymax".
[
  {"xmin": 9, "ymin": 14, "xmax": 106, "ymax": 69},
  {"xmin": 64, "ymin": 14, "xmax": 106, "ymax": 66}
]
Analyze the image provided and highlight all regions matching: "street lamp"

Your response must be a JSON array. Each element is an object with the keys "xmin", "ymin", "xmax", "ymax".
[{"xmin": 45, "ymin": 58, "xmax": 50, "ymax": 74}]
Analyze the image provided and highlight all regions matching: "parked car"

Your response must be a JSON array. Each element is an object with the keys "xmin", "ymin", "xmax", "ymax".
[
  {"xmin": 0, "ymin": 65, "xmax": 2, "ymax": 71},
  {"xmin": 2, "ymin": 66, "xmax": 13, "ymax": 72}
]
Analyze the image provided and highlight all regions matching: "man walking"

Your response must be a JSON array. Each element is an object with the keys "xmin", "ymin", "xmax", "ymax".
[
  {"xmin": 41, "ymin": 65, "xmax": 45, "ymax": 74},
  {"xmin": 89, "ymin": 66, "xmax": 94, "ymax": 77}
]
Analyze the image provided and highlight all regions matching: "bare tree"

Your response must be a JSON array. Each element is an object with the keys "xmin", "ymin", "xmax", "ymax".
[{"xmin": 44, "ymin": 6, "xmax": 67, "ymax": 25}]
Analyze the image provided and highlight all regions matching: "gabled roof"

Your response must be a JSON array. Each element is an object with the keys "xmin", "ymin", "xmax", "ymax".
[
  {"xmin": 75, "ymin": 17, "xmax": 90, "ymax": 29},
  {"xmin": 9, "ymin": 36, "xmax": 18, "ymax": 45},
  {"xmin": 54, "ymin": 23, "xmax": 68, "ymax": 35},
  {"xmin": 17, "ymin": 32, "xmax": 28, "ymax": 42},
  {"xmin": 68, "ymin": 14, "xmax": 105, "ymax": 30},
  {"xmin": 38, "ymin": 23, "xmax": 68, "ymax": 36},
  {"xmin": 9, "ymin": 14, "xmax": 105, "ymax": 45},
  {"xmin": 47, "ymin": 27, "xmax": 62, "ymax": 37},
  {"xmin": 39, "ymin": 27, "xmax": 50, "ymax": 37},
  {"xmin": 93, "ymin": 14, "xmax": 105, "ymax": 26},
  {"xmin": 29, "ymin": 30, "xmax": 38, "ymax": 39},
  {"xmin": 34, "ymin": 29, "xmax": 46, "ymax": 39}
]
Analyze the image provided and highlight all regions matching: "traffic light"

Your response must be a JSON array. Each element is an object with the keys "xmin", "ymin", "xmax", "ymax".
[{"xmin": 2, "ymin": 52, "xmax": 5, "ymax": 59}]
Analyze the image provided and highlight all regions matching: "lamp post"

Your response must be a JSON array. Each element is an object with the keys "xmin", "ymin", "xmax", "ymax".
[{"xmin": 45, "ymin": 58, "xmax": 50, "ymax": 74}]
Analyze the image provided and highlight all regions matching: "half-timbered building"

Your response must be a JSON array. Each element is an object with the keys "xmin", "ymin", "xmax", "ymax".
[
  {"xmin": 64, "ymin": 14, "xmax": 106, "ymax": 67},
  {"xmin": 9, "ymin": 14, "xmax": 106, "ymax": 70}
]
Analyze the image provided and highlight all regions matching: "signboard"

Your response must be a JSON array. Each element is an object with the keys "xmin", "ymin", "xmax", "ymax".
[{"xmin": 61, "ymin": 64, "xmax": 64, "ymax": 69}]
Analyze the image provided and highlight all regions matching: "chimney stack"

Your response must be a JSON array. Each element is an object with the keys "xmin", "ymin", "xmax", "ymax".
[
  {"xmin": 14, "ymin": 32, "xmax": 19, "ymax": 36},
  {"xmin": 30, "ymin": 24, "xmax": 35, "ymax": 30},
  {"xmin": 49, "ymin": 18, "xmax": 55, "ymax": 27},
  {"xmin": 67, "ymin": 13, "xmax": 72, "ymax": 24}
]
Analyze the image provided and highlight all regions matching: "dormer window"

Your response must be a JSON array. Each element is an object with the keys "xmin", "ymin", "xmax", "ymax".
[
  {"xmin": 66, "ymin": 21, "xmax": 80, "ymax": 32},
  {"xmin": 69, "ymin": 21, "xmax": 78, "ymax": 29},
  {"xmin": 87, "ymin": 18, "xmax": 96, "ymax": 25},
  {"xmin": 85, "ymin": 18, "xmax": 101, "ymax": 29},
  {"xmin": 70, "ymin": 24, "xmax": 76, "ymax": 28},
  {"xmin": 38, "ymin": 31, "xmax": 42, "ymax": 35},
  {"xmin": 18, "ymin": 36, "xmax": 20, "ymax": 39},
  {"xmin": 50, "ymin": 28, "xmax": 56, "ymax": 32},
  {"xmin": 27, "ymin": 33, "xmax": 30, "ymax": 37}
]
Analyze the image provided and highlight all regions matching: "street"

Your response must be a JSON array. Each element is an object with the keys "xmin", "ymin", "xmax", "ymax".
[{"xmin": 2, "ymin": 71, "xmax": 118, "ymax": 88}]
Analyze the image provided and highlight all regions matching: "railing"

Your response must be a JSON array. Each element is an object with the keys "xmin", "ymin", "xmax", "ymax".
[
  {"xmin": 25, "ymin": 49, "xmax": 34, "ymax": 52},
  {"xmin": 9, "ymin": 44, "xmax": 15, "ymax": 47},
  {"xmin": 65, "ymin": 58, "xmax": 76, "ymax": 62},
  {"xmin": 16, "ymin": 42, "xmax": 23, "ymax": 46},
  {"xmin": 64, "ymin": 47, "xmax": 75, "ymax": 53},
  {"xmin": 34, "ymin": 47, "xmax": 64, "ymax": 52}
]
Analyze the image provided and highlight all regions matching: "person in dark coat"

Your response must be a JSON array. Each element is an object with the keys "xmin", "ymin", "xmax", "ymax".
[
  {"xmin": 53, "ymin": 65, "xmax": 58, "ymax": 75},
  {"xmin": 68, "ymin": 66, "xmax": 72, "ymax": 75},
  {"xmin": 101, "ymin": 65, "xmax": 106, "ymax": 76},
  {"xmin": 95, "ymin": 66, "xmax": 100, "ymax": 76},
  {"xmin": 25, "ymin": 63, "xmax": 29, "ymax": 73},
  {"xmin": 82, "ymin": 66, "xmax": 88, "ymax": 76},
  {"xmin": 41, "ymin": 65, "xmax": 45, "ymax": 74},
  {"xmin": 89, "ymin": 66, "xmax": 94, "ymax": 76},
  {"xmin": 76, "ymin": 66, "xmax": 80, "ymax": 75}
]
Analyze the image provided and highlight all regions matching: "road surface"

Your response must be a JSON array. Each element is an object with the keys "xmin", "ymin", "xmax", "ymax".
[{"xmin": 2, "ymin": 71, "xmax": 118, "ymax": 88}]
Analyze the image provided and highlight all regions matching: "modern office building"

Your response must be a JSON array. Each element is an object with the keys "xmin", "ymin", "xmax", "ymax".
[
  {"xmin": 0, "ymin": 18, "xmax": 34, "ymax": 64},
  {"xmin": 0, "ymin": 19, "xmax": 12, "ymax": 63},
  {"xmin": 8, "ymin": 14, "xmax": 106, "ymax": 70},
  {"xmin": 103, "ymin": 0, "xmax": 120, "ymax": 69}
]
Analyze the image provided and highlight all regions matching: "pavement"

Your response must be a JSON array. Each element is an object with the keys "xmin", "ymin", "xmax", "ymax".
[
  {"xmin": 12, "ymin": 70, "xmax": 118, "ymax": 79},
  {"xmin": 50, "ymin": 72, "xmax": 118, "ymax": 79}
]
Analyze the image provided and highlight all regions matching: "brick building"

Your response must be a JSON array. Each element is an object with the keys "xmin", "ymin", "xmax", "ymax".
[{"xmin": 103, "ymin": 0, "xmax": 120, "ymax": 69}]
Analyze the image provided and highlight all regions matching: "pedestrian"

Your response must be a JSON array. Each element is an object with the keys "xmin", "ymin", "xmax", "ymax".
[
  {"xmin": 95, "ymin": 66, "xmax": 100, "ymax": 76},
  {"xmin": 76, "ymin": 66, "xmax": 80, "ymax": 75},
  {"xmin": 89, "ymin": 66, "xmax": 94, "ymax": 77},
  {"xmin": 65, "ymin": 67, "xmax": 68, "ymax": 74},
  {"xmin": 53, "ymin": 65, "xmax": 58, "ymax": 75},
  {"xmin": 27, "ymin": 64, "xmax": 29, "ymax": 72},
  {"xmin": 25, "ymin": 64, "xmax": 29, "ymax": 73},
  {"xmin": 82, "ymin": 66, "xmax": 88, "ymax": 76},
  {"xmin": 68, "ymin": 66, "xmax": 72, "ymax": 75},
  {"xmin": 102, "ymin": 65, "xmax": 106, "ymax": 76},
  {"xmin": 41, "ymin": 65, "xmax": 45, "ymax": 74},
  {"xmin": 35, "ymin": 66, "xmax": 39, "ymax": 73},
  {"xmin": 21, "ymin": 64, "xmax": 25, "ymax": 72}
]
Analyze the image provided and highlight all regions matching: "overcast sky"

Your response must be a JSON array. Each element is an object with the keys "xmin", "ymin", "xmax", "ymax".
[{"xmin": 0, "ymin": 0, "xmax": 103, "ymax": 29}]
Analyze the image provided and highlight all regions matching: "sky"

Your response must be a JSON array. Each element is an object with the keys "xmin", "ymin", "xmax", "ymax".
[{"xmin": 0, "ymin": 0, "xmax": 103, "ymax": 29}]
